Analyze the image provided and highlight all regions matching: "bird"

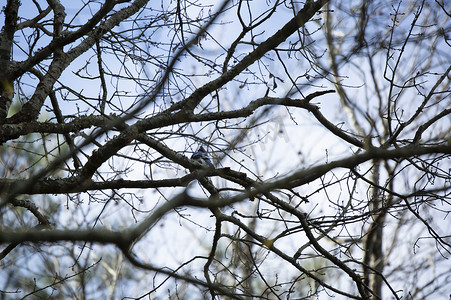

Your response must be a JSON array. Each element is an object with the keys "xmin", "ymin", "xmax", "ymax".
[{"xmin": 191, "ymin": 146, "xmax": 214, "ymax": 168}]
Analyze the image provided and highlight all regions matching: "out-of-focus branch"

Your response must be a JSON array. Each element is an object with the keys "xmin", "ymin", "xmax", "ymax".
[{"xmin": 0, "ymin": 115, "xmax": 109, "ymax": 144}]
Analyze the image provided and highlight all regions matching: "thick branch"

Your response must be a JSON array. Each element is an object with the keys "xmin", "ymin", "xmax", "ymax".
[
  {"xmin": 2, "ymin": 145, "xmax": 448, "ymax": 198},
  {"xmin": 0, "ymin": 171, "xmax": 219, "ymax": 195},
  {"xmin": 6, "ymin": 0, "xmax": 150, "ymax": 123},
  {"xmin": 0, "ymin": 115, "xmax": 109, "ymax": 144},
  {"xmin": 269, "ymin": 145, "xmax": 451, "ymax": 190},
  {"xmin": 9, "ymin": 0, "xmax": 119, "ymax": 80},
  {"xmin": 177, "ymin": 0, "xmax": 330, "ymax": 112}
]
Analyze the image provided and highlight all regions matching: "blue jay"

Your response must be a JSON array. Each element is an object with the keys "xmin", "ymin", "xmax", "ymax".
[{"xmin": 191, "ymin": 146, "xmax": 214, "ymax": 168}]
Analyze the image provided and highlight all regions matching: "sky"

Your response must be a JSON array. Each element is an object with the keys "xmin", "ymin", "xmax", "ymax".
[{"xmin": 2, "ymin": 0, "xmax": 451, "ymax": 298}]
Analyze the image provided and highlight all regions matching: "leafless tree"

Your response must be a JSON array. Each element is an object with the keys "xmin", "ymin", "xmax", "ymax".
[{"xmin": 1, "ymin": 0, "xmax": 450, "ymax": 299}]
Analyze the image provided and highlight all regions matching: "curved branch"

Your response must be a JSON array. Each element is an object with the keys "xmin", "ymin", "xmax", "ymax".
[
  {"xmin": 10, "ymin": 0, "xmax": 119, "ymax": 80},
  {"xmin": 178, "ymin": 0, "xmax": 330, "ymax": 112},
  {"xmin": 6, "ymin": 0, "xmax": 149, "ymax": 123}
]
